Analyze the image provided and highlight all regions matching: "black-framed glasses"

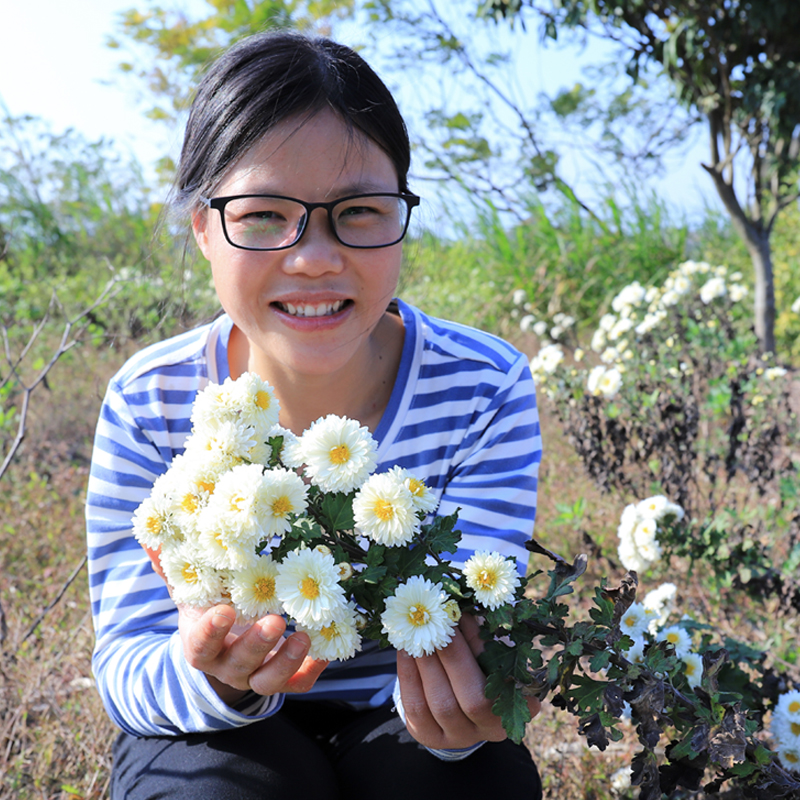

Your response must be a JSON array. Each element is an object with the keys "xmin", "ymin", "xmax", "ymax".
[{"xmin": 200, "ymin": 192, "xmax": 421, "ymax": 251}]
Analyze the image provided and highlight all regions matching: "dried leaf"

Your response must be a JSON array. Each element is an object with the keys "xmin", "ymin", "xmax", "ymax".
[{"xmin": 708, "ymin": 705, "xmax": 747, "ymax": 769}]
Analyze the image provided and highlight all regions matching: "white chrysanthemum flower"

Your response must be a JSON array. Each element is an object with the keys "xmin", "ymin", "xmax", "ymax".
[
  {"xmin": 637, "ymin": 495, "xmax": 684, "ymax": 523},
  {"xmin": 682, "ymin": 652, "xmax": 703, "ymax": 689},
  {"xmin": 353, "ymin": 472, "xmax": 420, "ymax": 547},
  {"xmin": 776, "ymin": 691, "xmax": 800, "ymax": 723},
  {"xmin": 168, "ymin": 455, "xmax": 228, "ymax": 537},
  {"xmin": 381, "ymin": 576, "xmax": 458, "ymax": 657},
  {"xmin": 597, "ymin": 367, "xmax": 622, "ymax": 399},
  {"xmin": 276, "ymin": 548, "xmax": 347, "ymax": 628},
  {"xmin": 612, "ymin": 282, "xmax": 647, "ymax": 314},
  {"xmin": 776, "ymin": 743, "xmax": 800, "ymax": 772},
  {"xmin": 227, "ymin": 372, "xmax": 280, "ymax": 433},
  {"xmin": 299, "ymin": 604, "xmax": 361, "ymax": 661},
  {"xmin": 599, "ymin": 313, "xmax": 617, "ymax": 332},
  {"xmin": 559, "ymin": 314, "xmax": 575, "ymax": 329},
  {"xmin": 625, "ymin": 637, "xmax": 646, "ymax": 665},
  {"xmin": 520, "ymin": 314, "xmax": 536, "ymax": 332},
  {"xmin": 587, "ymin": 365, "xmax": 607, "ymax": 395},
  {"xmin": 591, "ymin": 328, "xmax": 607, "ymax": 353},
  {"xmin": 610, "ymin": 767, "xmax": 632, "ymax": 794},
  {"xmin": 617, "ymin": 505, "xmax": 661, "ymax": 572},
  {"xmin": 608, "ymin": 317, "xmax": 634, "ymax": 341},
  {"xmin": 190, "ymin": 381, "xmax": 233, "ymax": 429},
  {"xmin": 512, "ymin": 289, "xmax": 527, "ymax": 306},
  {"xmin": 657, "ymin": 625, "xmax": 693, "ymax": 658},
  {"xmin": 258, "ymin": 467, "xmax": 309, "ymax": 536},
  {"xmin": 529, "ymin": 344, "xmax": 564, "ymax": 376},
  {"xmin": 771, "ymin": 710, "xmax": 800, "ymax": 747},
  {"xmin": 132, "ymin": 473, "xmax": 182, "ymax": 549},
  {"xmin": 444, "ymin": 599, "xmax": 462, "ymax": 624},
  {"xmin": 635, "ymin": 310, "xmax": 666, "ymax": 335},
  {"xmin": 574, "ymin": 348, "xmax": 585, "ymax": 362},
  {"xmin": 643, "ymin": 583, "xmax": 677, "ymax": 632},
  {"xmin": 729, "ymin": 283, "xmax": 748, "ymax": 302},
  {"xmin": 619, "ymin": 602, "xmax": 650, "ymax": 638},
  {"xmin": 249, "ymin": 423, "xmax": 300, "ymax": 466},
  {"xmin": 160, "ymin": 543, "xmax": 226, "ymax": 607},
  {"xmin": 600, "ymin": 346, "xmax": 621, "ymax": 364},
  {"xmin": 660, "ymin": 289, "xmax": 681, "ymax": 308},
  {"xmin": 196, "ymin": 522, "xmax": 259, "ymax": 571},
  {"xmin": 532, "ymin": 320, "xmax": 548, "ymax": 337},
  {"xmin": 463, "ymin": 551, "xmax": 521, "ymax": 610},
  {"xmin": 765, "ymin": 367, "xmax": 788, "ymax": 381},
  {"xmin": 228, "ymin": 555, "xmax": 283, "ymax": 621},
  {"xmin": 296, "ymin": 415, "xmax": 378, "ymax": 493},
  {"xmin": 699, "ymin": 276, "xmax": 727, "ymax": 304},
  {"xmin": 617, "ymin": 537, "xmax": 650, "ymax": 573},
  {"xmin": 385, "ymin": 466, "xmax": 438, "ymax": 515},
  {"xmin": 792, "ymin": 296, "xmax": 800, "ymax": 315},
  {"xmin": 550, "ymin": 325, "xmax": 564, "ymax": 339},
  {"xmin": 190, "ymin": 418, "xmax": 257, "ymax": 461},
  {"xmin": 618, "ymin": 504, "xmax": 639, "ymax": 539}
]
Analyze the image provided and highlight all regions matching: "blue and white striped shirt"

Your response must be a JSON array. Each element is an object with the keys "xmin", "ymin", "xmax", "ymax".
[{"xmin": 86, "ymin": 299, "xmax": 542, "ymax": 737}]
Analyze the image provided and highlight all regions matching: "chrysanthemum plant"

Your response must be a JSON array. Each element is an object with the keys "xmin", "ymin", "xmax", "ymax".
[
  {"xmin": 132, "ymin": 372, "xmax": 800, "ymax": 797},
  {"xmin": 527, "ymin": 261, "xmax": 799, "ymax": 606}
]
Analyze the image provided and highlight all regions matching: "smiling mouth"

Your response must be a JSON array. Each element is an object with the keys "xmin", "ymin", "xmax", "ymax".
[{"xmin": 273, "ymin": 300, "xmax": 351, "ymax": 318}]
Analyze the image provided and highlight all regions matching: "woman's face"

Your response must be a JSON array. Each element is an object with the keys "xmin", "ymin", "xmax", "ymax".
[{"xmin": 192, "ymin": 109, "xmax": 404, "ymax": 383}]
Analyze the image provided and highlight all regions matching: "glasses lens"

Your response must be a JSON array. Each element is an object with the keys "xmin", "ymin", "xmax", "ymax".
[
  {"xmin": 332, "ymin": 195, "xmax": 410, "ymax": 248},
  {"xmin": 221, "ymin": 196, "xmax": 306, "ymax": 249}
]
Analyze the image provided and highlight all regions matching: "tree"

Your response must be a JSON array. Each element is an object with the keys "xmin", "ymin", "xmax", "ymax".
[{"xmin": 479, "ymin": 0, "xmax": 800, "ymax": 353}]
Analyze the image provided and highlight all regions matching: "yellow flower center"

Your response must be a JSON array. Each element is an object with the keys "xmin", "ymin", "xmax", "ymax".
[
  {"xmin": 271, "ymin": 496, "xmax": 293, "ymax": 518},
  {"xmin": 684, "ymin": 661, "xmax": 697, "ymax": 676},
  {"xmin": 255, "ymin": 390, "xmax": 272, "ymax": 410},
  {"xmin": 197, "ymin": 478, "xmax": 215, "ymax": 495},
  {"xmin": 790, "ymin": 701, "xmax": 800, "ymax": 714},
  {"xmin": 181, "ymin": 564, "xmax": 199, "ymax": 584},
  {"xmin": 320, "ymin": 622, "xmax": 339, "ymax": 641},
  {"xmin": 329, "ymin": 444, "xmax": 351, "ymax": 465},
  {"xmin": 408, "ymin": 478, "xmax": 425, "ymax": 497},
  {"xmin": 146, "ymin": 515, "xmax": 162, "ymax": 536},
  {"xmin": 408, "ymin": 605, "xmax": 430, "ymax": 627},
  {"xmin": 230, "ymin": 494, "xmax": 246, "ymax": 513},
  {"xmin": 791, "ymin": 722, "xmax": 800, "ymax": 736},
  {"xmin": 253, "ymin": 576, "xmax": 276, "ymax": 602},
  {"xmin": 373, "ymin": 499, "xmax": 395, "ymax": 522},
  {"xmin": 181, "ymin": 493, "xmax": 199, "ymax": 514},
  {"xmin": 623, "ymin": 614, "xmax": 637, "ymax": 628},
  {"xmin": 300, "ymin": 577, "xmax": 320, "ymax": 600},
  {"xmin": 786, "ymin": 751, "xmax": 800, "ymax": 764},
  {"xmin": 666, "ymin": 632, "xmax": 680, "ymax": 644},
  {"xmin": 477, "ymin": 568, "xmax": 497, "ymax": 589}
]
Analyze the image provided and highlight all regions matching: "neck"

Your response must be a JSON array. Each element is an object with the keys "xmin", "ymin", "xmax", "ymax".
[{"xmin": 227, "ymin": 312, "xmax": 404, "ymax": 435}]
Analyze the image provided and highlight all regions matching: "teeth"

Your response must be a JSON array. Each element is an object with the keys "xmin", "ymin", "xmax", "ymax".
[{"xmin": 280, "ymin": 301, "xmax": 345, "ymax": 317}]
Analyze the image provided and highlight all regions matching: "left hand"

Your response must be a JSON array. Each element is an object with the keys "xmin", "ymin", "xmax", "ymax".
[{"xmin": 396, "ymin": 613, "xmax": 541, "ymax": 750}]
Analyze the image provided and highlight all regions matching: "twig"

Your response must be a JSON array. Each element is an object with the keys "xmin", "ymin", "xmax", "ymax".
[{"xmin": 16, "ymin": 555, "xmax": 87, "ymax": 652}]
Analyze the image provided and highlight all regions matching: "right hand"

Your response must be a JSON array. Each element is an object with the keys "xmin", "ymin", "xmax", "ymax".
[{"xmin": 178, "ymin": 603, "xmax": 329, "ymax": 706}]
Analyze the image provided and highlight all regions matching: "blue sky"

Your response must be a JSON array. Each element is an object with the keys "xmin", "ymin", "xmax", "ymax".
[{"xmin": 0, "ymin": 0, "xmax": 720, "ymax": 226}]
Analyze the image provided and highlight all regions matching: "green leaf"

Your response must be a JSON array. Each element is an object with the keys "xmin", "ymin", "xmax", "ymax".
[
  {"xmin": 485, "ymin": 675, "xmax": 531, "ymax": 744},
  {"xmin": 420, "ymin": 512, "xmax": 462, "ymax": 555},
  {"xmin": 320, "ymin": 491, "xmax": 356, "ymax": 532}
]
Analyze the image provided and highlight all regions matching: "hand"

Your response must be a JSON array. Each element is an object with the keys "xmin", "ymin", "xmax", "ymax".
[
  {"xmin": 178, "ymin": 604, "xmax": 328, "ymax": 706},
  {"xmin": 396, "ymin": 613, "xmax": 540, "ymax": 750}
]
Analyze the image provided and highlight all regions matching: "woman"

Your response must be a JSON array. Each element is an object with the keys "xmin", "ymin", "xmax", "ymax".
[{"xmin": 86, "ymin": 30, "xmax": 544, "ymax": 799}]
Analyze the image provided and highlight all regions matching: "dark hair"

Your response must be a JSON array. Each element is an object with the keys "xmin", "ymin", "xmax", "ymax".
[{"xmin": 174, "ymin": 30, "xmax": 410, "ymax": 214}]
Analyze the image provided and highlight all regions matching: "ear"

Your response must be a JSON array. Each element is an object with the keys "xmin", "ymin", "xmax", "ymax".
[{"xmin": 191, "ymin": 206, "xmax": 211, "ymax": 260}]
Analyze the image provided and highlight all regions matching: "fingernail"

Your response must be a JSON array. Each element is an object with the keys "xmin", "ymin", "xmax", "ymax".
[
  {"xmin": 285, "ymin": 637, "xmax": 307, "ymax": 660},
  {"xmin": 211, "ymin": 612, "xmax": 232, "ymax": 631},
  {"xmin": 258, "ymin": 621, "xmax": 281, "ymax": 642}
]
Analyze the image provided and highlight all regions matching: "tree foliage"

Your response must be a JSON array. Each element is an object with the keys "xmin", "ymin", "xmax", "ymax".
[{"xmin": 479, "ymin": 0, "xmax": 800, "ymax": 352}]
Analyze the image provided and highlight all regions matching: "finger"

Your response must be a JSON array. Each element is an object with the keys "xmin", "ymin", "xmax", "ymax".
[
  {"xmin": 247, "ymin": 631, "xmax": 319, "ymax": 696},
  {"xmin": 183, "ymin": 604, "xmax": 237, "ymax": 668},
  {"xmin": 283, "ymin": 655, "xmax": 330, "ymax": 694},
  {"xmin": 396, "ymin": 649, "xmax": 451, "ymax": 747},
  {"xmin": 458, "ymin": 612, "xmax": 486, "ymax": 659},
  {"xmin": 217, "ymin": 615, "xmax": 288, "ymax": 689}
]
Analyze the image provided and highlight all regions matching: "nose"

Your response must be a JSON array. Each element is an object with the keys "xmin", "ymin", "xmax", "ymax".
[{"xmin": 280, "ymin": 207, "xmax": 344, "ymax": 276}]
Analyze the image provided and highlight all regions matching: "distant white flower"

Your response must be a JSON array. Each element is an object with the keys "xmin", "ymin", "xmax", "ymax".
[
  {"xmin": 600, "ymin": 346, "xmax": 621, "ymax": 364},
  {"xmin": 520, "ymin": 314, "xmax": 536, "ymax": 332},
  {"xmin": 776, "ymin": 691, "xmax": 800, "ymax": 723},
  {"xmin": 228, "ymin": 555, "xmax": 283, "ymax": 621},
  {"xmin": 729, "ymin": 284, "xmax": 748, "ymax": 302},
  {"xmin": 297, "ymin": 415, "xmax": 378, "ymax": 493},
  {"xmin": 660, "ymin": 289, "xmax": 681, "ymax": 308},
  {"xmin": 777, "ymin": 744, "xmax": 800, "ymax": 772},
  {"xmin": 559, "ymin": 314, "xmax": 576, "ymax": 329},
  {"xmin": 529, "ymin": 344, "xmax": 564, "ymax": 376},
  {"xmin": 636, "ymin": 495, "xmax": 684, "ymax": 524},
  {"xmin": 619, "ymin": 602, "xmax": 650, "ymax": 638},
  {"xmin": 635, "ymin": 310, "xmax": 666, "ymax": 335},
  {"xmin": 792, "ymin": 296, "xmax": 800, "ymax": 315},
  {"xmin": 598, "ymin": 313, "xmax": 617, "ymax": 332},
  {"xmin": 625, "ymin": 637, "xmax": 646, "ymax": 665},
  {"xmin": 299, "ymin": 604, "xmax": 362, "ymax": 661},
  {"xmin": 765, "ymin": 367, "xmax": 788, "ymax": 381},
  {"xmin": 533, "ymin": 320, "xmax": 548, "ymax": 337},
  {"xmin": 657, "ymin": 625, "xmax": 693, "ymax": 658},
  {"xmin": 587, "ymin": 366, "xmax": 622, "ymax": 399},
  {"xmin": 699, "ymin": 276, "xmax": 727, "ymax": 304},
  {"xmin": 381, "ymin": 576, "xmax": 457, "ymax": 657},
  {"xmin": 617, "ymin": 503, "xmax": 662, "ymax": 573},
  {"xmin": 610, "ymin": 767, "xmax": 632, "ymax": 794},
  {"xmin": 682, "ymin": 652, "xmax": 703, "ymax": 689},
  {"xmin": 463, "ymin": 551, "xmax": 521, "ymax": 610},
  {"xmin": 771, "ymin": 710, "xmax": 800, "ymax": 747},
  {"xmin": 591, "ymin": 328, "xmax": 607, "ymax": 353},
  {"xmin": 608, "ymin": 317, "xmax": 634, "ymax": 341},
  {"xmin": 612, "ymin": 282, "xmax": 647, "ymax": 314},
  {"xmin": 353, "ymin": 471, "xmax": 420, "ymax": 547},
  {"xmin": 550, "ymin": 325, "xmax": 564, "ymax": 339},
  {"xmin": 574, "ymin": 348, "xmax": 585, "ymax": 362},
  {"xmin": 643, "ymin": 583, "xmax": 677, "ymax": 631},
  {"xmin": 512, "ymin": 289, "xmax": 527, "ymax": 306},
  {"xmin": 276, "ymin": 548, "xmax": 347, "ymax": 628}
]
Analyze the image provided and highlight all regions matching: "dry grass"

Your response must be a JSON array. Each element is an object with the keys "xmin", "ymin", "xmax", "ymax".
[{"xmin": 0, "ymin": 337, "xmax": 796, "ymax": 800}]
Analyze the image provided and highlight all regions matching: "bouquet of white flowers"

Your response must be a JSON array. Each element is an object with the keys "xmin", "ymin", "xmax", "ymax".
[{"xmin": 132, "ymin": 372, "xmax": 522, "ymax": 663}]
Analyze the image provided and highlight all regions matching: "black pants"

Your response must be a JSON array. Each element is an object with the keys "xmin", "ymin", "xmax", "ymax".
[{"xmin": 111, "ymin": 700, "xmax": 543, "ymax": 799}]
